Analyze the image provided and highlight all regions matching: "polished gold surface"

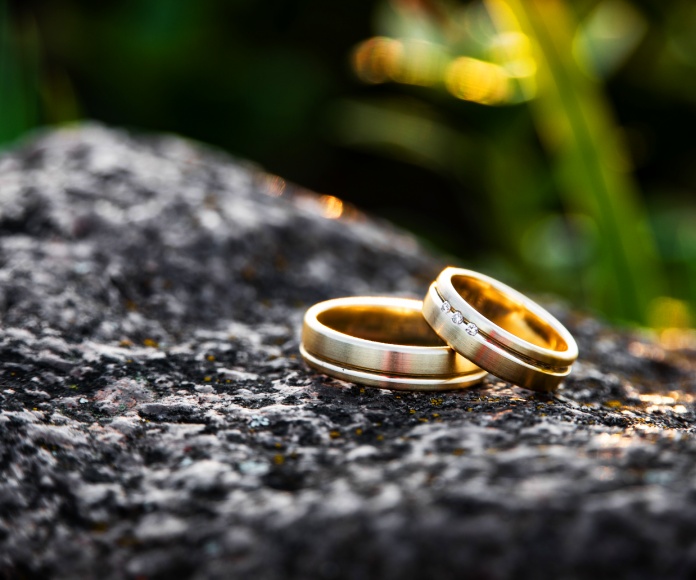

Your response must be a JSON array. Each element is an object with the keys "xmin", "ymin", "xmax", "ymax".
[
  {"xmin": 301, "ymin": 296, "xmax": 487, "ymax": 391},
  {"xmin": 422, "ymin": 268, "xmax": 579, "ymax": 392}
]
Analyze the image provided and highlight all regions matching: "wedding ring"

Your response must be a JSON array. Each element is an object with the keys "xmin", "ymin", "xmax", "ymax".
[
  {"xmin": 301, "ymin": 296, "xmax": 487, "ymax": 391},
  {"xmin": 422, "ymin": 267, "xmax": 578, "ymax": 392}
]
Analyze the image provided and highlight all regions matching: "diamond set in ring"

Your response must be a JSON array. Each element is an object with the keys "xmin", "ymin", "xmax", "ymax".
[{"xmin": 440, "ymin": 300, "xmax": 478, "ymax": 335}]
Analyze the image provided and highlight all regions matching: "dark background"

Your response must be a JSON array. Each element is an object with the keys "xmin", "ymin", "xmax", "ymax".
[{"xmin": 2, "ymin": 0, "xmax": 696, "ymax": 335}]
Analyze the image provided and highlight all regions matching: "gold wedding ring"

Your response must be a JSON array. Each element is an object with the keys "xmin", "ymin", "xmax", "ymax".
[
  {"xmin": 301, "ymin": 296, "xmax": 487, "ymax": 391},
  {"xmin": 422, "ymin": 267, "xmax": 578, "ymax": 392}
]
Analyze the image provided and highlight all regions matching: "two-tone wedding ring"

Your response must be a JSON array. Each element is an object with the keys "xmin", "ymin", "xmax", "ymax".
[
  {"xmin": 422, "ymin": 267, "xmax": 578, "ymax": 392},
  {"xmin": 300, "ymin": 296, "xmax": 487, "ymax": 391}
]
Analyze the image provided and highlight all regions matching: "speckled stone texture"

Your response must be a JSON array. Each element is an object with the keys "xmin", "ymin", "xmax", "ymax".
[{"xmin": 1, "ymin": 125, "xmax": 696, "ymax": 580}]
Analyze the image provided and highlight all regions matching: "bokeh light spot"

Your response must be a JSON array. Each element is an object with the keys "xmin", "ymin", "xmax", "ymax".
[
  {"xmin": 648, "ymin": 296, "xmax": 692, "ymax": 329},
  {"xmin": 351, "ymin": 37, "xmax": 403, "ymax": 84},
  {"xmin": 648, "ymin": 296, "xmax": 696, "ymax": 349},
  {"xmin": 352, "ymin": 37, "xmax": 447, "ymax": 87},
  {"xmin": 445, "ymin": 56, "xmax": 510, "ymax": 104}
]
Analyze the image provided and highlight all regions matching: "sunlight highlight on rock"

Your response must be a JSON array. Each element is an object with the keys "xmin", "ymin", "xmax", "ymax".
[
  {"xmin": 262, "ymin": 175, "xmax": 286, "ymax": 197},
  {"xmin": 318, "ymin": 195, "xmax": 344, "ymax": 219}
]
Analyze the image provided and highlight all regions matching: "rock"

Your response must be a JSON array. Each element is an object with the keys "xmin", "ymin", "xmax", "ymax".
[{"xmin": 1, "ymin": 124, "xmax": 695, "ymax": 579}]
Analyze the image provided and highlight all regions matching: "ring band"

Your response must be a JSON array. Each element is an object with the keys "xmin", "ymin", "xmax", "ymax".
[
  {"xmin": 422, "ymin": 268, "xmax": 578, "ymax": 392},
  {"xmin": 301, "ymin": 296, "xmax": 487, "ymax": 391}
]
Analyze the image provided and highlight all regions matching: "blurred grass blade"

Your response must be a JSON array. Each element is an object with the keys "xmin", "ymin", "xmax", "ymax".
[
  {"xmin": 489, "ymin": 0, "xmax": 661, "ymax": 324},
  {"xmin": 328, "ymin": 98, "xmax": 479, "ymax": 175},
  {"xmin": 0, "ymin": 0, "xmax": 39, "ymax": 149}
]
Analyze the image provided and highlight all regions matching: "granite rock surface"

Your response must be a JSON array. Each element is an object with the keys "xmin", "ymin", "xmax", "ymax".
[{"xmin": 1, "ymin": 125, "xmax": 695, "ymax": 579}]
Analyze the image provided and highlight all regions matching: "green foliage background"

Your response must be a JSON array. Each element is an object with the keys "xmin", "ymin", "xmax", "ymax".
[{"xmin": 2, "ymin": 0, "xmax": 696, "ymax": 329}]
